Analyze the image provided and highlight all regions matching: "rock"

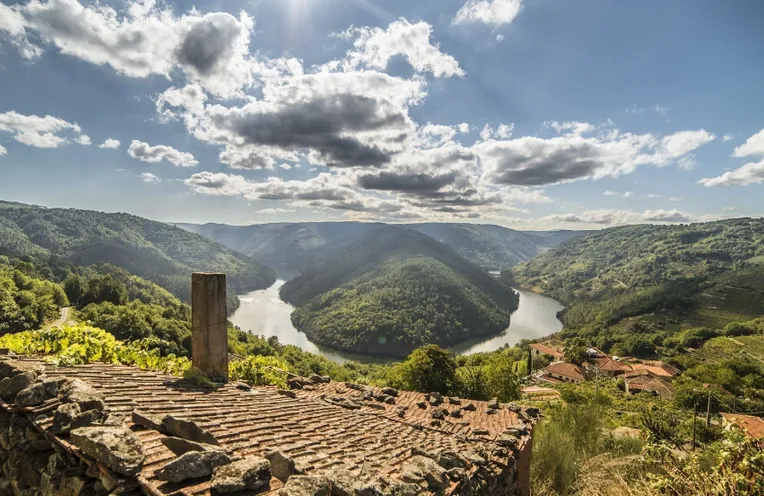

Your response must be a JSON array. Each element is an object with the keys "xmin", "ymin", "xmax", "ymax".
[
  {"xmin": 434, "ymin": 451, "xmax": 466, "ymax": 470},
  {"xmin": 50, "ymin": 403, "xmax": 81, "ymax": 435},
  {"xmin": 496, "ymin": 435, "xmax": 519, "ymax": 449},
  {"xmin": 381, "ymin": 387, "xmax": 398, "ymax": 397},
  {"xmin": 486, "ymin": 408, "xmax": 497, "ymax": 415},
  {"xmin": 507, "ymin": 403, "xmax": 521, "ymax": 412},
  {"xmin": 16, "ymin": 380, "xmax": 59, "ymax": 407},
  {"xmin": 472, "ymin": 428, "xmax": 489, "ymax": 436},
  {"xmin": 416, "ymin": 401, "xmax": 426, "ymax": 409},
  {"xmin": 264, "ymin": 451, "xmax": 298, "ymax": 481},
  {"xmin": 353, "ymin": 477, "xmax": 420, "ymax": 496},
  {"xmin": 325, "ymin": 469, "xmax": 355, "ymax": 496},
  {"xmin": 447, "ymin": 467, "xmax": 467, "ymax": 481},
  {"xmin": 288, "ymin": 379, "xmax": 304, "ymax": 390},
  {"xmin": 309, "ymin": 374, "xmax": 328, "ymax": 384},
  {"xmin": 366, "ymin": 403, "xmax": 384, "ymax": 411},
  {"xmin": 431, "ymin": 408, "xmax": 448, "ymax": 420},
  {"xmin": 0, "ymin": 360, "xmax": 42, "ymax": 380},
  {"xmin": 462, "ymin": 402, "xmax": 476, "ymax": 411},
  {"xmin": 450, "ymin": 409, "xmax": 462, "ymax": 418},
  {"xmin": 344, "ymin": 382, "xmax": 365, "ymax": 391},
  {"xmin": 384, "ymin": 396, "xmax": 396, "ymax": 405},
  {"xmin": 161, "ymin": 436, "xmax": 221, "ymax": 456},
  {"xmin": 448, "ymin": 397, "xmax": 461, "ymax": 405},
  {"xmin": 504, "ymin": 423, "xmax": 528, "ymax": 436},
  {"xmin": 1, "ymin": 371, "xmax": 37, "ymax": 400},
  {"xmin": 326, "ymin": 396, "xmax": 361, "ymax": 410},
  {"xmin": 156, "ymin": 450, "xmax": 231, "ymax": 483},
  {"xmin": 396, "ymin": 407, "xmax": 407, "ymax": 418},
  {"xmin": 278, "ymin": 389, "xmax": 297, "ymax": 398},
  {"xmin": 524, "ymin": 406, "xmax": 540, "ymax": 418},
  {"xmin": 161, "ymin": 415, "xmax": 219, "ymax": 446},
  {"xmin": 131, "ymin": 409, "xmax": 163, "ymax": 431},
  {"xmin": 59, "ymin": 379, "xmax": 105, "ymax": 412},
  {"xmin": 399, "ymin": 456, "xmax": 448, "ymax": 490},
  {"xmin": 430, "ymin": 420, "xmax": 441, "ymax": 427},
  {"xmin": 428, "ymin": 392, "xmax": 443, "ymax": 406},
  {"xmin": 70, "ymin": 409, "xmax": 107, "ymax": 430},
  {"xmin": 69, "ymin": 426, "xmax": 145, "ymax": 476},
  {"xmin": 374, "ymin": 393, "xmax": 390, "ymax": 403},
  {"xmin": 211, "ymin": 457, "xmax": 271, "ymax": 493},
  {"xmin": 278, "ymin": 475, "xmax": 330, "ymax": 495},
  {"xmin": 423, "ymin": 393, "xmax": 430, "ymax": 402},
  {"xmin": 361, "ymin": 390, "xmax": 374, "ymax": 401},
  {"xmin": 232, "ymin": 381, "xmax": 251, "ymax": 391},
  {"xmin": 487, "ymin": 398, "xmax": 499, "ymax": 410}
]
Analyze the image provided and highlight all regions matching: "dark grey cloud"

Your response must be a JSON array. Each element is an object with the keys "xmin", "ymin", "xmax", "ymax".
[
  {"xmin": 220, "ymin": 94, "xmax": 406, "ymax": 167},
  {"xmin": 176, "ymin": 14, "xmax": 239, "ymax": 76},
  {"xmin": 485, "ymin": 144, "xmax": 603, "ymax": 186},
  {"xmin": 357, "ymin": 171, "xmax": 458, "ymax": 192}
]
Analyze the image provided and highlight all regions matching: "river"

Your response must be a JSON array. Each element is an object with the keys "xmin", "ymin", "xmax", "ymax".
[{"xmin": 229, "ymin": 280, "xmax": 564, "ymax": 364}]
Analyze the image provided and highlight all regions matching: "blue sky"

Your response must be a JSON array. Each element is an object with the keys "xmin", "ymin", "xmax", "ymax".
[{"xmin": 0, "ymin": 0, "xmax": 763, "ymax": 228}]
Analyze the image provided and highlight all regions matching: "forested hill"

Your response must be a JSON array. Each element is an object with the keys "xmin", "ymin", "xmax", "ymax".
[
  {"xmin": 177, "ymin": 221, "xmax": 582, "ymax": 276},
  {"xmin": 280, "ymin": 226, "xmax": 519, "ymax": 357},
  {"xmin": 0, "ymin": 201, "xmax": 276, "ymax": 302},
  {"xmin": 514, "ymin": 217, "xmax": 764, "ymax": 329}
]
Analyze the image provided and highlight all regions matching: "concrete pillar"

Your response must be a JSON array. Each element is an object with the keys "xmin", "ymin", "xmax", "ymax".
[{"xmin": 191, "ymin": 272, "xmax": 228, "ymax": 382}]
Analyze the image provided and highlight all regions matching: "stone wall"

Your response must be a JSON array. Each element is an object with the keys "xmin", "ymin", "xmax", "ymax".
[{"xmin": 0, "ymin": 408, "xmax": 106, "ymax": 496}]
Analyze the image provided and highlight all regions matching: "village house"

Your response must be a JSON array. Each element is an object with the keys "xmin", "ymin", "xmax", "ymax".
[
  {"xmin": 721, "ymin": 413, "xmax": 764, "ymax": 439},
  {"xmin": 623, "ymin": 375, "xmax": 676, "ymax": 400},
  {"xmin": 587, "ymin": 357, "xmax": 633, "ymax": 377},
  {"xmin": 529, "ymin": 343, "xmax": 564, "ymax": 361},
  {"xmin": 539, "ymin": 361, "xmax": 588, "ymax": 384}
]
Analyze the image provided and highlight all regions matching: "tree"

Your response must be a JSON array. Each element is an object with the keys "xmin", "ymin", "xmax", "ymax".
[
  {"xmin": 564, "ymin": 337, "xmax": 589, "ymax": 366},
  {"xmin": 64, "ymin": 275, "xmax": 85, "ymax": 307},
  {"xmin": 393, "ymin": 344, "xmax": 458, "ymax": 394},
  {"xmin": 484, "ymin": 353, "xmax": 521, "ymax": 401}
]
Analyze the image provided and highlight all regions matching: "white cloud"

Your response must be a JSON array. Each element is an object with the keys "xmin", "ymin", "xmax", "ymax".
[
  {"xmin": 722, "ymin": 134, "xmax": 733, "ymax": 142},
  {"xmin": 541, "ymin": 208, "xmax": 697, "ymax": 226},
  {"xmin": 476, "ymin": 125, "xmax": 714, "ymax": 186},
  {"xmin": 6, "ymin": 0, "xmax": 256, "ymax": 98},
  {"xmin": 699, "ymin": 159, "xmax": 764, "ymax": 187},
  {"xmin": 625, "ymin": 104, "xmax": 670, "ymax": 116},
  {"xmin": 480, "ymin": 123, "xmax": 513, "ymax": 140},
  {"xmin": 669, "ymin": 196, "xmax": 683, "ymax": 202},
  {"xmin": 127, "ymin": 140, "xmax": 198, "ymax": 167},
  {"xmin": 603, "ymin": 191, "xmax": 618, "ymax": 196},
  {"xmin": 732, "ymin": 129, "xmax": 764, "ymax": 158},
  {"xmin": 98, "ymin": 138, "xmax": 120, "ymax": 149},
  {"xmin": 700, "ymin": 129, "xmax": 764, "ymax": 187},
  {"xmin": 0, "ymin": 145, "xmax": 6, "ymax": 156},
  {"xmin": 0, "ymin": 110, "xmax": 85, "ymax": 148},
  {"xmin": 646, "ymin": 193, "xmax": 661, "ymax": 199},
  {"xmin": 140, "ymin": 172, "xmax": 160, "ymax": 183},
  {"xmin": 256, "ymin": 208, "xmax": 296, "ymax": 215},
  {"xmin": 547, "ymin": 121, "xmax": 595, "ymax": 136},
  {"xmin": 73, "ymin": 134, "xmax": 91, "ymax": 146},
  {"xmin": 603, "ymin": 190, "xmax": 634, "ymax": 198},
  {"xmin": 722, "ymin": 206, "xmax": 736, "ymax": 212},
  {"xmin": 458, "ymin": 123, "xmax": 470, "ymax": 133},
  {"xmin": 622, "ymin": 191, "xmax": 634, "ymax": 198},
  {"xmin": 454, "ymin": 0, "xmax": 523, "ymax": 27},
  {"xmin": 337, "ymin": 19, "xmax": 464, "ymax": 78}
]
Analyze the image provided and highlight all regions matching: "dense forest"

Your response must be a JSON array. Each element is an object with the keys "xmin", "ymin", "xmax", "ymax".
[
  {"xmin": 280, "ymin": 226, "xmax": 519, "ymax": 357},
  {"xmin": 514, "ymin": 218, "xmax": 764, "ymax": 340},
  {"xmin": 179, "ymin": 220, "xmax": 583, "ymax": 276},
  {"xmin": 0, "ymin": 201, "xmax": 276, "ymax": 306}
]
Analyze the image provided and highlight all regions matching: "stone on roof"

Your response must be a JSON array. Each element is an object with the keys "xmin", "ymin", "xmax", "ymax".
[{"xmin": 0, "ymin": 357, "xmax": 536, "ymax": 495}]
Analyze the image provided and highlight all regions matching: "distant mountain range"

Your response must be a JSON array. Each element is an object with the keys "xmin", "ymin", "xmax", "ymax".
[
  {"xmin": 280, "ymin": 226, "xmax": 520, "ymax": 357},
  {"xmin": 0, "ymin": 201, "xmax": 276, "ymax": 304},
  {"xmin": 176, "ymin": 221, "xmax": 584, "ymax": 277}
]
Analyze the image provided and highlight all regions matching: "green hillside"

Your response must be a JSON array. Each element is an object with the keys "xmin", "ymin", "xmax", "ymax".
[
  {"xmin": 514, "ymin": 218, "xmax": 764, "ymax": 329},
  {"xmin": 0, "ymin": 201, "xmax": 276, "ymax": 305},
  {"xmin": 178, "ymin": 221, "xmax": 584, "ymax": 276},
  {"xmin": 280, "ymin": 226, "xmax": 519, "ymax": 357}
]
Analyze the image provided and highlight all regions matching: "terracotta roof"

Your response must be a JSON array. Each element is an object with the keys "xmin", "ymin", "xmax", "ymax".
[
  {"xmin": 543, "ymin": 362, "xmax": 587, "ymax": 381},
  {"xmin": 624, "ymin": 376, "xmax": 676, "ymax": 398},
  {"xmin": 625, "ymin": 364, "xmax": 676, "ymax": 378},
  {"xmin": 721, "ymin": 413, "xmax": 764, "ymax": 439},
  {"xmin": 520, "ymin": 387, "xmax": 561, "ymax": 400},
  {"xmin": 590, "ymin": 357, "xmax": 632, "ymax": 373},
  {"xmin": 0, "ymin": 357, "xmax": 535, "ymax": 495},
  {"xmin": 529, "ymin": 343, "xmax": 564, "ymax": 359}
]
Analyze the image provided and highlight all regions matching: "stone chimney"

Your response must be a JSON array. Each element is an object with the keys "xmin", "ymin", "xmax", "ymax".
[{"xmin": 191, "ymin": 272, "xmax": 228, "ymax": 382}]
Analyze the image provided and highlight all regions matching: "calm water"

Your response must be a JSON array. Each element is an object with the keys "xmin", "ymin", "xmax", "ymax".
[{"xmin": 230, "ymin": 280, "xmax": 564, "ymax": 364}]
